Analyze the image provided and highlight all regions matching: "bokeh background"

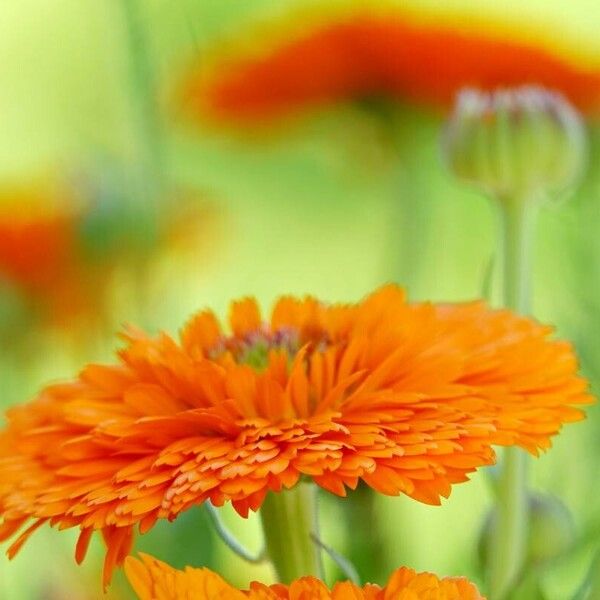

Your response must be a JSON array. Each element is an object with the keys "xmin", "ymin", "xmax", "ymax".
[{"xmin": 1, "ymin": 1, "xmax": 599, "ymax": 598}]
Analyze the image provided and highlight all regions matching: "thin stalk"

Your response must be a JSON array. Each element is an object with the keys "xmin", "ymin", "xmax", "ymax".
[
  {"xmin": 386, "ymin": 104, "xmax": 437, "ymax": 295},
  {"xmin": 205, "ymin": 502, "xmax": 265, "ymax": 564},
  {"xmin": 115, "ymin": 0, "xmax": 168, "ymax": 329},
  {"xmin": 117, "ymin": 0, "xmax": 168, "ymax": 206},
  {"xmin": 488, "ymin": 197, "xmax": 536, "ymax": 599},
  {"xmin": 499, "ymin": 198, "xmax": 534, "ymax": 314},
  {"xmin": 259, "ymin": 482, "xmax": 323, "ymax": 584},
  {"xmin": 310, "ymin": 533, "xmax": 360, "ymax": 584}
]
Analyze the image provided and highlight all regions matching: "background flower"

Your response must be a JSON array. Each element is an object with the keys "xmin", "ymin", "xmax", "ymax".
[
  {"xmin": 0, "ymin": 178, "xmax": 104, "ymax": 332},
  {"xmin": 0, "ymin": 172, "xmax": 220, "ymax": 343},
  {"xmin": 183, "ymin": 4, "xmax": 600, "ymax": 125}
]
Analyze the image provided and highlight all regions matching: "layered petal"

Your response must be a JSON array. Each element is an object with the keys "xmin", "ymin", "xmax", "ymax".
[{"xmin": 0, "ymin": 285, "xmax": 591, "ymax": 583}]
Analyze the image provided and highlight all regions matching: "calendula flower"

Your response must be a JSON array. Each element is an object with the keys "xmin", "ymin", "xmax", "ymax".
[
  {"xmin": 0, "ymin": 176, "xmax": 218, "ymax": 337},
  {"xmin": 125, "ymin": 553, "xmax": 484, "ymax": 599},
  {"xmin": 0, "ymin": 180, "xmax": 109, "ymax": 331},
  {"xmin": 0, "ymin": 286, "xmax": 591, "ymax": 586},
  {"xmin": 182, "ymin": 5, "xmax": 600, "ymax": 125},
  {"xmin": 0, "ymin": 185, "xmax": 77, "ymax": 291}
]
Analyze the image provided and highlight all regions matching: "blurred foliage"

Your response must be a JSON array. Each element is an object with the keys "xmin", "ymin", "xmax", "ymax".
[{"xmin": 1, "ymin": 1, "xmax": 599, "ymax": 599}]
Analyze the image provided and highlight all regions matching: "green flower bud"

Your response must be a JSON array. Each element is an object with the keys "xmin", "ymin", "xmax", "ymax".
[
  {"xmin": 479, "ymin": 492, "xmax": 576, "ymax": 569},
  {"xmin": 527, "ymin": 493, "xmax": 576, "ymax": 566},
  {"xmin": 443, "ymin": 86, "xmax": 587, "ymax": 201}
]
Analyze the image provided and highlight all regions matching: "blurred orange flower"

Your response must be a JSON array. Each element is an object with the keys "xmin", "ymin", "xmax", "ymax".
[
  {"xmin": 125, "ymin": 553, "xmax": 484, "ymax": 599},
  {"xmin": 0, "ymin": 178, "xmax": 219, "ymax": 337},
  {"xmin": 0, "ymin": 181, "xmax": 105, "ymax": 331},
  {"xmin": 0, "ymin": 285, "xmax": 591, "ymax": 586},
  {"xmin": 183, "ymin": 6, "xmax": 600, "ymax": 124}
]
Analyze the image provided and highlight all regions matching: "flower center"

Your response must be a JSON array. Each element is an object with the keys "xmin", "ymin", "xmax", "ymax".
[{"xmin": 212, "ymin": 326, "xmax": 300, "ymax": 370}]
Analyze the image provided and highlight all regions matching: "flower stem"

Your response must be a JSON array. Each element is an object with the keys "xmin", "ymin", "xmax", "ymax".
[
  {"xmin": 205, "ymin": 502, "xmax": 265, "ymax": 564},
  {"xmin": 499, "ymin": 198, "xmax": 534, "ymax": 314},
  {"xmin": 259, "ymin": 482, "xmax": 323, "ymax": 584},
  {"xmin": 117, "ymin": 0, "xmax": 168, "ymax": 205},
  {"xmin": 488, "ymin": 197, "xmax": 536, "ymax": 599}
]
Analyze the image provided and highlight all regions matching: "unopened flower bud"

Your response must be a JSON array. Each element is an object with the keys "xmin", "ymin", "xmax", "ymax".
[
  {"xmin": 479, "ymin": 492, "xmax": 576, "ymax": 568},
  {"xmin": 527, "ymin": 493, "xmax": 576, "ymax": 565},
  {"xmin": 443, "ymin": 86, "xmax": 587, "ymax": 201}
]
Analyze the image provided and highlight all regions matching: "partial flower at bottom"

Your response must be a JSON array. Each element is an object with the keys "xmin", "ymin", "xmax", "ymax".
[
  {"xmin": 0, "ymin": 285, "xmax": 591, "ymax": 586},
  {"xmin": 125, "ymin": 553, "xmax": 485, "ymax": 599}
]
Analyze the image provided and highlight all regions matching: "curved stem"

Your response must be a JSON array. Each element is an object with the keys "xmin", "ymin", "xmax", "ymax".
[
  {"xmin": 205, "ymin": 503, "xmax": 265, "ymax": 564},
  {"xmin": 310, "ymin": 533, "xmax": 360, "ymax": 584},
  {"xmin": 259, "ymin": 482, "xmax": 323, "ymax": 584},
  {"xmin": 488, "ymin": 197, "xmax": 536, "ymax": 599}
]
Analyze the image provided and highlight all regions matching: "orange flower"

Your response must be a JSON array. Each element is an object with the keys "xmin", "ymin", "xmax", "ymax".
[
  {"xmin": 0, "ymin": 182, "xmax": 96, "ymax": 328},
  {"xmin": 0, "ymin": 191, "xmax": 76, "ymax": 291},
  {"xmin": 0, "ymin": 286, "xmax": 591, "ymax": 586},
  {"xmin": 125, "ymin": 553, "xmax": 485, "ymax": 599},
  {"xmin": 0, "ymin": 178, "xmax": 135, "ymax": 335},
  {"xmin": 0, "ymin": 180, "xmax": 219, "ymax": 335},
  {"xmin": 184, "ymin": 7, "xmax": 600, "ymax": 124}
]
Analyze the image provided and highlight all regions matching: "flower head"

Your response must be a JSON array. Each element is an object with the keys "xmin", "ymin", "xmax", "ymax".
[
  {"xmin": 0, "ymin": 285, "xmax": 591, "ymax": 585},
  {"xmin": 182, "ymin": 7, "xmax": 600, "ymax": 125},
  {"xmin": 0, "ymin": 184, "xmax": 78, "ymax": 291},
  {"xmin": 0, "ymin": 177, "xmax": 218, "ymax": 336},
  {"xmin": 125, "ymin": 553, "xmax": 485, "ymax": 599},
  {"xmin": 0, "ymin": 179, "xmax": 109, "ymax": 332},
  {"xmin": 443, "ymin": 86, "xmax": 587, "ymax": 200}
]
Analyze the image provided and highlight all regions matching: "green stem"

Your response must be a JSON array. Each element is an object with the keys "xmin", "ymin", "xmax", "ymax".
[
  {"xmin": 488, "ymin": 197, "xmax": 536, "ymax": 599},
  {"xmin": 499, "ymin": 198, "xmax": 534, "ymax": 314},
  {"xmin": 117, "ymin": 0, "xmax": 168, "ymax": 205},
  {"xmin": 115, "ymin": 0, "xmax": 168, "ymax": 329},
  {"xmin": 259, "ymin": 482, "xmax": 323, "ymax": 584},
  {"xmin": 344, "ymin": 483, "xmax": 388, "ymax": 584},
  {"xmin": 205, "ymin": 502, "xmax": 265, "ymax": 563}
]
